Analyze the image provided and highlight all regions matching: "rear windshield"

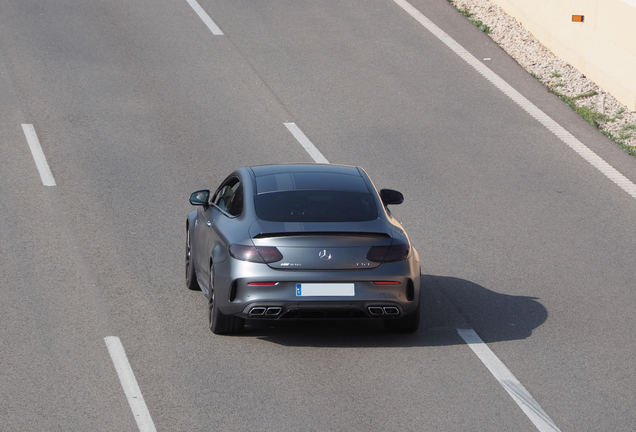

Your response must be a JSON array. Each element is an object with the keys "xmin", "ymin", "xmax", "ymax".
[{"xmin": 255, "ymin": 190, "xmax": 378, "ymax": 222}]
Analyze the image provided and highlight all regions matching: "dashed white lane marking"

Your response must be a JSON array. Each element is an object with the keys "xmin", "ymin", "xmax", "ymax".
[
  {"xmin": 21, "ymin": 124, "xmax": 56, "ymax": 187},
  {"xmin": 458, "ymin": 329, "xmax": 561, "ymax": 432},
  {"xmin": 105, "ymin": 337, "xmax": 157, "ymax": 432},
  {"xmin": 393, "ymin": 0, "xmax": 636, "ymax": 201},
  {"xmin": 187, "ymin": 0, "xmax": 223, "ymax": 35},
  {"xmin": 284, "ymin": 122, "xmax": 330, "ymax": 164}
]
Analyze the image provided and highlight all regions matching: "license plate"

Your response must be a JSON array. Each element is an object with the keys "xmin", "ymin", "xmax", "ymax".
[{"xmin": 296, "ymin": 283, "xmax": 355, "ymax": 297}]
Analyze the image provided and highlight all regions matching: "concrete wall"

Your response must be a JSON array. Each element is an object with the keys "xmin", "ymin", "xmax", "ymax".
[{"xmin": 489, "ymin": 0, "xmax": 636, "ymax": 110}]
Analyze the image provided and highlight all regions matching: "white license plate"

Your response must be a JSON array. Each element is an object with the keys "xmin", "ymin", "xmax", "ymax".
[{"xmin": 295, "ymin": 283, "xmax": 355, "ymax": 297}]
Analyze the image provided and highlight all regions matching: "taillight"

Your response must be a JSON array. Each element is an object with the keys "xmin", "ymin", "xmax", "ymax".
[
  {"xmin": 366, "ymin": 243, "xmax": 410, "ymax": 263},
  {"xmin": 229, "ymin": 244, "xmax": 283, "ymax": 263}
]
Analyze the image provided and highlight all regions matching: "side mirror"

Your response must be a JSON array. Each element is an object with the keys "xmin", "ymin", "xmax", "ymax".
[
  {"xmin": 380, "ymin": 189, "xmax": 404, "ymax": 206},
  {"xmin": 189, "ymin": 189, "xmax": 210, "ymax": 206}
]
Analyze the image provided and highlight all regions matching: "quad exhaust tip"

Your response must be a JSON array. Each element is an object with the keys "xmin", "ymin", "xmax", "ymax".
[
  {"xmin": 249, "ymin": 307, "xmax": 282, "ymax": 317},
  {"xmin": 265, "ymin": 307, "xmax": 282, "ymax": 316},
  {"xmin": 368, "ymin": 306, "xmax": 400, "ymax": 316},
  {"xmin": 249, "ymin": 307, "xmax": 266, "ymax": 316},
  {"xmin": 368, "ymin": 307, "xmax": 384, "ymax": 315}
]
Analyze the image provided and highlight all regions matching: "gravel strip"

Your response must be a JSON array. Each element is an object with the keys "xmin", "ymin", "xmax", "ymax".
[{"xmin": 449, "ymin": 0, "xmax": 636, "ymax": 149}]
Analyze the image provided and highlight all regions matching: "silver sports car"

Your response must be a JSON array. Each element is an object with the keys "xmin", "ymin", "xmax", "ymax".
[{"xmin": 186, "ymin": 164, "xmax": 421, "ymax": 334}]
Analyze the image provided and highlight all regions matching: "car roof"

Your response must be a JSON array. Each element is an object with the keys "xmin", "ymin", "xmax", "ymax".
[
  {"xmin": 248, "ymin": 164, "xmax": 370, "ymax": 194},
  {"xmin": 249, "ymin": 163, "xmax": 361, "ymax": 177}
]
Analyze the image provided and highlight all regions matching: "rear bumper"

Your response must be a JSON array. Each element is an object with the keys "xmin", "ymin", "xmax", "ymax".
[
  {"xmin": 214, "ymin": 259, "xmax": 421, "ymax": 319},
  {"xmin": 215, "ymin": 246, "xmax": 420, "ymax": 320}
]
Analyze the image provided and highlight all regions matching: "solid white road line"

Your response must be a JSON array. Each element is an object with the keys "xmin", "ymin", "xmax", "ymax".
[
  {"xmin": 21, "ymin": 124, "xmax": 56, "ymax": 187},
  {"xmin": 393, "ymin": 0, "xmax": 636, "ymax": 201},
  {"xmin": 104, "ymin": 336, "xmax": 157, "ymax": 432},
  {"xmin": 187, "ymin": 0, "xmax": 223, "ymax": 36},
  {"xmin": 457, "ymin": 329, "xmax": 561, "ymax": 432},
  {"xmin": 284, "ymin": 122, "xmax": 330, "ymax": 164}
]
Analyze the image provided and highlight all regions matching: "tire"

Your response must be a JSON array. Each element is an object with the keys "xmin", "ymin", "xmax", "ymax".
[
  {"xmin": 384, "ymin": 300, "xmax": 420, "ymax": 333},
  {"xmin": 208, "ymin": 265, "xmax": 244, "ymax": 335},
  {"xmin": 185, "ymin": 226, "xmax": 201, "ymax": 291}
]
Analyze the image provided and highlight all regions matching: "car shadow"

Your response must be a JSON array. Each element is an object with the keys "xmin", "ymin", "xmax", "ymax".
[{"xmin": 236, "ymin": 274, "xmax": 548, "ymax": 348}]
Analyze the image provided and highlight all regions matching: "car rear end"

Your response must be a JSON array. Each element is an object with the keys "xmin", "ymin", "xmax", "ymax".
[
  {"xmin": 216, "ymin": 227, "xmax": 420, "ymax": 323},
  {"xmin": 215, "ymin": 164, "xmax": 421, "ymax": 331}
]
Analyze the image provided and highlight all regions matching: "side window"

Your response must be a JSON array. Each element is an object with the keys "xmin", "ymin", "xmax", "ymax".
[
  {"xmin": 213, "ymin": 178, "xmax": 243, "ymax": 216},
  {"xmin": 225, "ymin": 183, "xmax": 243, "ymax": 216}
]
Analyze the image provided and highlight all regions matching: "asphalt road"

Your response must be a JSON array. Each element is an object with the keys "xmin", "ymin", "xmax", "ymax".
[{"xmin": 1, "ymin": 0, "xmax": 635, "ymax": 431}]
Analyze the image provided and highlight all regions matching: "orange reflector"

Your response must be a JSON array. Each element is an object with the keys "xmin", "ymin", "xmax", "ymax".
[
  {"xmin": 572, "ymin": 15, "xmax": 584, "ymax": 22},
  {"xmin": 373, "ymin": 281, "xmax": 401, "ymax": 285}
]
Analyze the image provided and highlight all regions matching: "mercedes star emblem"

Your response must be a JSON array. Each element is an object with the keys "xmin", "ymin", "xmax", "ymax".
[{"xmin": 318, "ymin": 249, "xmax": 332, "ymax": 261}]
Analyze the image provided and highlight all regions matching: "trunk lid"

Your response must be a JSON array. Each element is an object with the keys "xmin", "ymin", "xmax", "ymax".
[{"xmin": 249, "ymin": 220, "xmax": 393, "ymax": 270}]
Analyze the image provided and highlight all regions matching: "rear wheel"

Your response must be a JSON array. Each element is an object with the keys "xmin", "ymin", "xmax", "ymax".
[
  {"xmin": 208, "ymin": 265, "xmax": 244, "ymax": 335},
  {"xmin": 384, "ymin": 300, "xmax": 420, "ymax": 333},
  {"xmin": 185, "ymin": 226, "xmax": 200, "ymax": 291}
]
